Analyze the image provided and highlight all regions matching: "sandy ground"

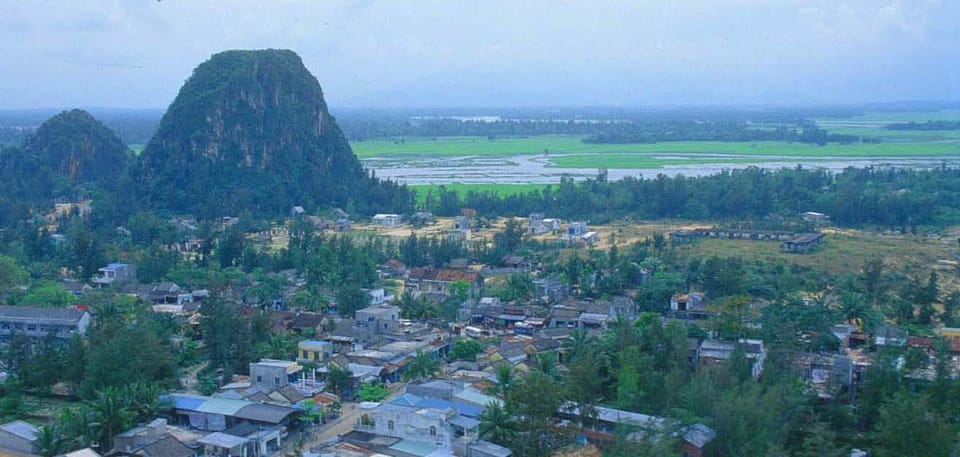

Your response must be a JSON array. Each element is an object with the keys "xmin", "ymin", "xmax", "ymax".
[{"xmin": 299, "ymin": 382, "xmax": 407, "ymax": 452}]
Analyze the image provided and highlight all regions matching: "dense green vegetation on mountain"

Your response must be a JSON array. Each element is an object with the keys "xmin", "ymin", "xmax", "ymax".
[
  {"xmin": 25, "ymin": 109, "xmax": 129, "ymax": 186},
  {"xmin": 137, "ymin": 49, "xmax": 408, "ymax": 218},
  {"xmin": 0, "ymin": 109, "xmax": 131, "ymax": 225}
]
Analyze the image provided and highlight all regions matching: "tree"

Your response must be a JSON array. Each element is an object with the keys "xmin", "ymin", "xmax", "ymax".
[
  {"xmin": 862, "ymin": 257, "xmax": 885, "ymax": 305},
  {"xmin": 508, "ymin": 371, "xmax": 562, "ymax": 425},
  {"xmin": 874, "ymin": 391, "xmax": 954, "ymax": 457},
  {"xmin": 448, "ymin": 339, "xmax": 484, "ymax": 362},
  {"xmin": 796, "ymin": 420, "xmax": 850, "ymax": 457},
  {"xmin": 35, "ymin": 425, "xmax": 66, "ymax": 457},
  {"xmin": 839, "ymin": 291, "xmax": 870, "ymax": 329},
  {"xmin": 66, "ymin": 222, "xmax": 104, "ymax": 281},
  {"xmin": 942, "ymin": 291, "xmax": 960, "ymax": 327},
  {"xmin": 89, "ymin": 387, "xmax": 134, "ymax": 450},
  {"xmin": 325, "ymin": 363, "xmax": 353, "ymax": 396},
  {"xmin": 21, "ymin": 281, "xmax": 76, "ymax": 307},
  {"xmin": 0, "ymin": 378, "xmax": 26, "ymax": 419},
  {"xmin": 356, "ymin": 383, "xmax": 390, "ymax": 402},
  {"xmin": 503, "ymin": 273, "xmax": 536, "ymax": 302},
  {"xmin": 566, "ymin": 346, "xmax": 609, "ymax": 418},
  {"xmin": 402, "ymin": 350, "xmax": 439, "ymax": 381},
  {"xmin": 58, "ymin": 407, "xmax": 97, "ymax": 450},
  {"xmin": 336, "ymin": 284, "xmax": 370, "ymax": 318},
  {"xmin": 448, "ymin": 279, "xmax": 471, "ymax": 302},
  {"xmin": 0, "ymin": 256, "xmax": 28, "ymax": 300},
  {"xmin": 479, "ymin": 401, "xmax": 517, "ymax": 447},
  {"xmin": 494, "ymin": 218, "xmax": 524, "ymax": 253},
  {"xmin": 564, "ymin": 328, "xmax": 595, "ymax": 362},
  {"xmin": 494, "ymin": 364, "xmax": 514, "ymax": 397},
  {"xmin": 710, "ymin": 295, "xmax": 755, "ymax": 340},
  {"xmin": 534, "ymin": 353, "xmax": 558, "ymax": 380}
]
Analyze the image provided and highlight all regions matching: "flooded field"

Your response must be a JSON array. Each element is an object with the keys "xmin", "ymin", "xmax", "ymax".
[{"xmin": 362, "ymin": 153, "xmax": 960, "ymax": 185}]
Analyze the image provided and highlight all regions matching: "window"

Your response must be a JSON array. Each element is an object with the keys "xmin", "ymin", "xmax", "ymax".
[
  {"xmin": 274, "ymin": 377, "xmax": 281, "ymax": 387},
  {"xmin": 256, "ymin": 375, "xmax": 262, "ymax": 383},
  {"xmin": 388, "ymin": 420, "xmax": 394, "ymax": 430},
  {"xmin": 429, "ymin": 426, "xmax": 436, "ymax": 436},
  {"xmin": 302, "ymin": 350, "xmax": 308, "ymax": 359}
]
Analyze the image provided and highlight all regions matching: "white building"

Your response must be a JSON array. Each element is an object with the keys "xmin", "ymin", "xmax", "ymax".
[{"xmin": 372, "ymin": 214, "xmax": 403, "ymax": 227}]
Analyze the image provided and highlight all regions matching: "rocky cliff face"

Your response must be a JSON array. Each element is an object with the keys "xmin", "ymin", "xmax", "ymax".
[
  {"xmin": 25, "ymin": 109, "xmax": 128, "ymax": 185},
  {"xmin": 140, "ymin": 49, "xmax": 368, "ymax": 217}
]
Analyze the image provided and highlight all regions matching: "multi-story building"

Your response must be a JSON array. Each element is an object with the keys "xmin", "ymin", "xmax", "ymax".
[
  {"xmin": 349, "ymin": 383, "xmax": 510, "ymax": 457},
  {"xmin": 353, "ymin": 304, "xmax": 401, "ymax": 344},
  {"xmin": 92, "ymin": 262, "xmax": 137, "ymax": 286},
  {"xmin": 0, "ymin": 305, "xmax": 91, "ymax": 341}
]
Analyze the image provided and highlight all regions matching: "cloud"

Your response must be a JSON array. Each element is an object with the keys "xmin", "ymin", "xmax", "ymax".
[{"xmin": 0, "ymin": 0, "xmax": 956, "ymax": 108}]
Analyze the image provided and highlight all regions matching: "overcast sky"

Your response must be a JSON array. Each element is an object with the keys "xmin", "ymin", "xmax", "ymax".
[{"xmin": 1, "ymin": 0, "xmax": 957, "ymax": 109}]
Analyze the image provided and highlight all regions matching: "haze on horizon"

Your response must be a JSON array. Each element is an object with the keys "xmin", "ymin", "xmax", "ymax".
[{"xmin": 1, "ymin": 0, "xmax": 957, "ymax": 110}]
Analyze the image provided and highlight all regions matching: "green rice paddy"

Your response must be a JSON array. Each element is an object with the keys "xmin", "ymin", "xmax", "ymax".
[{"xmin": 353, "ymin": 110, "xmax": 960, "ymax": 184}]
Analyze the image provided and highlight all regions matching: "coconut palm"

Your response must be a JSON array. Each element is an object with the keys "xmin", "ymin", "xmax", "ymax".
[
  {"xmin": 494, "ymin": 364, "xmax": 514, "ymax": 397},
  {"xmin": 89, "ymin": 387, "xmax": 134, "ymax": 451},
  {"xmin": 479, "ymin": 401, "xmax": 517, "ymax": 446},
  {"xmin": 839, "ymin": 291, "xmax": 870, "ymax": 329},
  {"xmin": 36, "ymin": 425, "xmax": 66, "ymax": 457},
  {"xmin": 402, "ymin": 350, "xmax": 440, "ymax": 381},
  {"xmin": 564, "ymin": 328, "xmax": 595, "ymax": 362}
]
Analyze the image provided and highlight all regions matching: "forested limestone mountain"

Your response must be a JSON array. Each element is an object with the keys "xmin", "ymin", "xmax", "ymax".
[
  {"xmin": 139, "ymin": 49, "xmax": 398, "ymax": 217},
  {"xmin": 24, "ymin": 109, "xmax": 129, "ymax": 185},
  {"xmin": 0, "ymin": 109, "xmax": 129, "ymax": 225}
]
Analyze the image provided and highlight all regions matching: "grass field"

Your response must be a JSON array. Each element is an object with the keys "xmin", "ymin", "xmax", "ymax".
[
  {"xmin": 352, "ymin": 135, "xmax": 606, "ymax": 158},
  {"xmin": 817, "ymin": 109, "xmax": 960, "ymax": 124},
  {"xmin": 351, "ymin": 110, "xmax": 960, "ymax": 184},
  {"xmin": 354, "ymin": 136, "xmax": 960, "ymax": 169},
  {"xmin": 572, "ymin": 220, "xmax": 960, "ymax": 280},
  {"xmin": 674, "ymin": 232, "xmax": 957, "ymax": 277},
  {"xmin": 409, "ymin": 183, "xmax": 549, "ymax": 203}
]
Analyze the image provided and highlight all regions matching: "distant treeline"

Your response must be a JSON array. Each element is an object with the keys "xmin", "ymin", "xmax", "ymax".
[
  {"xmin": 0, "ymin": 108, "xmax": 163, "ymax": 146},
  {"xmin": 416, "ymin": 166, "xmax": 960, "ymax": 228},
  {"xmin": 886, "ymin": 120, "xmax": 960, "ymax": 131},
  {"xmin": 338, "ymin": 109, "xmax": 876, "ymax": 145},
  {"xmin": 583, "ymin": 121, "xmax": 876, "ymax": 145},
  {"xmin": 344, "ymin": 117, "xmax": 602, "ymax": 141}
]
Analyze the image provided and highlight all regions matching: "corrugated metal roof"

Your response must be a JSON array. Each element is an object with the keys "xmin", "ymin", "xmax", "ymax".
[
  {"xmin": 0, "ymin": 420, "xmax": 39, "ymax": 441},
  {"xmin": 234, "ymin": 403, "xmax": 299, "ymax": 424},
  {"xmin": 165, "ymin": 394, "xmax": 207, "ymax": 411},
  {"xmin": 413, "ymin": 398, "xmax": 483, "ymax": 418},
  {"xmin": 198, "ymin": 432, "xmax": 247, "ymax": 449},
  {"xmin": 453, "ymin": 389, "xmax": 501, "ymax": 408},
  {"xmin": 0, "ymin": 305, "xmax": 87, "ymax": 323},
  {"xmin": 196, "ymin": 398, "xmax": 249, "ymax": 416},
  {"xmin": 388, "ymin": 440, "xmax": 440, "ymax": 457},
  {"xmin": 448, "ymin": 416, "xmax": 480, "ymax": 429}
]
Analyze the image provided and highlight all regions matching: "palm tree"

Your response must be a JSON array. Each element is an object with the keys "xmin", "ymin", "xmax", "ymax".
[
  {"xmin": 58, "ymin": 407, "xmax": 97, "ymax": 450},
  {"xmin": 89, "ymin": 387, "xmax": 134, "ymax": 451},
  {"xmin": 35, "ymin": 425, "xmax": 66, "ymax": 457},
  {"xmin": 494, "ymin": 364, "xmax": 514, "ymax": 397},
  {"xmin": 564, "ymin": 328, "xmax": 595, "ymax": 362},
  {"xmin": 479, "ymin": 401, "xmax": 517, "ymax": 446},
  {"xmin": 123, "ymin": 382, "xmax": 161, "ymax": 419},
  {"xmin": 839, "ymin": 291, "xmax": 870, "ymax": 329},
  {"xmin": 535, "ymin": 353, "xmax": 558, "ymax": 380},
  {"xmin": 402, "ymin": 350, "xmax": 440, "ymax": 381},
  {"xmin": 264, "ymin": 332, "xmax": 294, "ymax": 359}
]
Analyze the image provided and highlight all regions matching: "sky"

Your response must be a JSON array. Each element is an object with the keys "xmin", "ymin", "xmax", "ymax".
[{"xmin": 1, "ymin": 0, "xmax": 957, "ymax": 109}]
